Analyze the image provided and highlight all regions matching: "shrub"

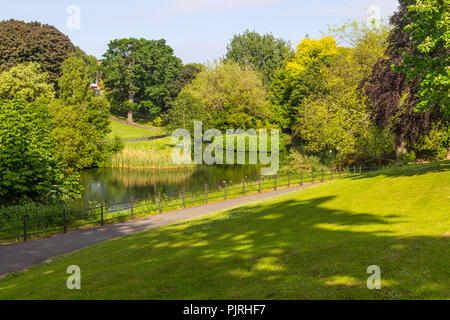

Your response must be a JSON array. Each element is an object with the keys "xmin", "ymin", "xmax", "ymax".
[
  {"xmin": 280, "ymin": 150, "xmax": 324, "ymax": 173},
  {"xmin": 401, "ymin": 151, "xmax": 416, "ymax": 164}
]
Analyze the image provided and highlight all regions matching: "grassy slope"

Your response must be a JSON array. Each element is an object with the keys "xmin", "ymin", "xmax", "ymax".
[
  {"xmin": 122, "ymin": 137, "xmax": 176, "ymax": 151},
  {"xmin": 106, "ymin": 121, "xmax": 174, "ymax": 169},
  {"xmin": 107, "ymin": 121, "xmax": 164, "ymax": 140},
  {"xmin": 0, "ymin": 162, "xmax": 448, "ymax": 299}
]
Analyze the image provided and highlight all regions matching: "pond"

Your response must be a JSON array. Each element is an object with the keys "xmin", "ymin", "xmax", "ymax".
[{"xmin": 76, "ymin": 165, "xmax": 264, "ymax": 208}]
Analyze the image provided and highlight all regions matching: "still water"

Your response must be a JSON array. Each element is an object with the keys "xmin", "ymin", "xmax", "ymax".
[{"xmin": 77, "ymin": 165, "xmax": 263, "ymax": 207}]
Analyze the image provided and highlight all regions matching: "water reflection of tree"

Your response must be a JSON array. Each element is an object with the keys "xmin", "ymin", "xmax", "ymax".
[{"xmin": 78, "ymin": 165, "xmax": 265, "ymax": 206}]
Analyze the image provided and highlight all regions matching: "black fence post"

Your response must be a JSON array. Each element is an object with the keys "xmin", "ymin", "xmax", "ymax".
[
  {"xmin": 274, "ymin": 175, "xmax": 278, "ymax": 191},
  {"xmin": 182, "ymin": 188, "xmax": 186, "ymax": 208},
  {"xmin": 100, "ymin": 202, "xmax": 104, "ymax": 226},
  {"xmin": 258, "ymin": 177, "xmax": 262, "ymax": 193},
  {"xmin": 158, "ymin": 192, "xmax": 162, "ymax": 213},
  {"xmin": 300, "ymin": 171, "xmax": 303, "ymax": 186},
  {"xmin": 347, "ymin": 166, "xmax": 349, "ymax": 177},
  {"xmin": 312, "ymin": 171, "xmax": 314, "ymax": 184},
  {"xmin": 243, "ymin": 178, "xmax": 246, "ymax": 195},
  {"xmin": 205, "ymin": 184, "xmax": 208, "ymax": 204},
  {"xmin": 63, "ymin": 208, "xmax": 67, "ymax": 233},
  {"xmin": 22, "ymin": 215, "xmax": 27, "ymax": 242},
  {"xmin": 288, "ymin": 173, "xmax": 291, "ymax": 187},
  {"xmin": 339, "ymin": 167, "xmax": 341, "ymax": 178},
  {"xmin": 130, "ymin": 196, "xmax": 134, "ymax": 219},
  {"xmin": 321, "ymin": 168, "xmax": 324, "ymax": 183},
  {"xmin": 331, "ymin": 169, "xmax": 333, "ymax": 180},
  {"xmin": 224, "ymin": 181, "xmax": 227, "ymax": 200}
]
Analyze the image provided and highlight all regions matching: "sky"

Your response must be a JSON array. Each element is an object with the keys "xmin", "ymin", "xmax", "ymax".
[{"xmin": 1, "ymin": 0, "xmax": 399, "ymax": 64}]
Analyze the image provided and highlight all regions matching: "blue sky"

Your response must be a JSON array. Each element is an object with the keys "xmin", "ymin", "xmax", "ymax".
[{"xmin": 1, "ymin": 0, "xmax": 399, "ymax": 63}]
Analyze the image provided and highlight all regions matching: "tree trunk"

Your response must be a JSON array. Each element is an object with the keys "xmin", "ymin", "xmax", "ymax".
[
  {"xmin": 127, "ymin": 109, "xmax": 133, "ymax": 123},
  {"xmin": 127, "ymin": 92, "xmax": 134, "ymax": 123},
  {"xmin": 446, "ymin": 147, "xmax": 450, "ymax": 160},
  {"xmin": 395, "ymin": 140, "xmax": 406, "ymax": 163}
]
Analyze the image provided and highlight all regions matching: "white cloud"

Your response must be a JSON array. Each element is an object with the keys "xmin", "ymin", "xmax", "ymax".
[{"xmin": 140, "ymin": 0, "xmax": 281, "ymax": 15}]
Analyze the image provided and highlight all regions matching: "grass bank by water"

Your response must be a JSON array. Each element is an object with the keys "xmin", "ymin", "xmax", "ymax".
[{"xmin": 0, "ymin": 161, "xmax": 448, "ymax": 299}]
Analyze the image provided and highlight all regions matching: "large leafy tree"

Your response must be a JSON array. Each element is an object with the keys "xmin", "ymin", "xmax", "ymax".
[
  {"xmin": 168, "ymin": 61, "xmax": 272, "ymax": 132},
  {"xmin": 0, "ymin": 19, "xmax": 75, "ymax": 86},
  {"xmin": 101, "ymin": 38, "xmax": 182, "ymax": 123},
  {"xmin": 395, "ymin": 0, "xmax": 449, "ymax": 115},
  {"xmin": 362, "ymin": 1, "xmax": 448, "ymax": 160},
  {"xmin": 291, "ymin": 22, "xmax": 391, "ymax": 163},
  {"xmin": 270, "ymin": 37, "xmax": 338, "ymax": 128},
  {"xmin": 0, "ymin": 62, "xmax": 55, "ymax": 101},
  {"xmin": 48, "ymin": 99, "xmax": 107, "ymax": 171},
  {"xmin": 59, "ymin": 50, "xmax": 99, "ymax": 106},
  {"xmin": 56, "ymin": 51, "xmax": 112, "ymax": 170},
  {"xmin": 165, "ymin": 63, "xmax": 204, "ymax": 106},
  {"xmin": 327, "ymin": 20, "xmax": 390, "ymax": 79},
  {"xmin": 225, "ymin": 30, "xmax": 291, "ymax": 86}
]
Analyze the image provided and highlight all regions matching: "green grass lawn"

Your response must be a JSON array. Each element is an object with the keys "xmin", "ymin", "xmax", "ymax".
[
  {"xmin": 122, "ymin": 137, "xmax": 176, "ymax": 150},
  {"xmin": 110, "ymin": 114, "xmax": 158, "ymax": 128},
  {"xmin": 107, "ymin": 121, "xmax": 165, "ymax": 141},
  {"xmin": 1, "ymin": 162, "xmax": 449, "ymax": 299}
]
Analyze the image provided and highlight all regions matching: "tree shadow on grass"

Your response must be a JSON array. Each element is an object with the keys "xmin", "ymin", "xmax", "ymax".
[
  {"xmin": 349, "ymin": 161, "xmax": 450, "ymax": 181},
  {"xmin": 91, "ymin": 194, "xmax": 450, "ymax": 300},
  {"xmin": 1, "ymin": 191, "xmax": 448, "ymax": 300}
]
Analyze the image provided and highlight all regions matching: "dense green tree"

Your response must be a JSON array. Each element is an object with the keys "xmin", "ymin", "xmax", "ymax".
[
  {"xmin": 327, "ymin": 19, "xmax": 390, "ymax": 79},
  {"xmin": 0, "ymin": 99, "xmax": 80, "ymax": 205},
  {"xmin": 58, "ymin": 50, "xmax": 98, "ymax": 106},
  {"xmin": 395, "ymin": 0, "xmax": 449, "ymax": 115},
  {"xmin": 167, "ymin": 91, "xmax": 209, "ymax": 134},
  {"xmin": 101, "ymin": 38, "xmax": 182, "ymax": 123},
  {"xmin": 59, "ymin": 51, "xmax": 110, "ymax": 137},
  {"xmin": 0, "ymin": 19, "xmax": 75, "ymax": 85},
  {"xmin": 48, "ymin": 100, "xmax": 106, "ymax": 170},
  {"xmin": 56, "ymin": 52, "xmax": 112, "ymax": 170},
  {"xmin": 225, "ymin": 30, "xmax": 291, "ymax": 86},
  {"xmin": 165, "ymin": 63, "xmax": 204, "ymax": 106},
  {"xmin": 0, "ymin": 63, "xmax": 55, "ymax": 101},
  {"xmin": 287, "ymin": 22, "xmax": 391, "ymax": 163},
  {"xmin": 270, "ymin": 37, "xmax": 338, "ymax": 128},
  {"xmin": 168, "ymin": 61, "xmax": 272, "ymax": 132},
  {"xmin": 362, "ymin": 2, "xmax": 448, "ymax": 160}
]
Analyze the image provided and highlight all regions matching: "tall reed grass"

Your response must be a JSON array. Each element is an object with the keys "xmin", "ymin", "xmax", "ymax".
[{"xmin": 110, "ymin": 146, "xmax": 194, "ymax": 170}]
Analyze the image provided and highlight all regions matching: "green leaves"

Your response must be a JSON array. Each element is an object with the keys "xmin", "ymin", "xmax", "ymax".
[
  {"xmin": 0, "ymin": 20, "xmax": 75, "ymax": 86},
  {"xmin": 0, "ymin": 63, "xmax": 55, "ymax": 102},
  {"xmin": 396, "ymin": 0, "xmax": 450, "ymax": 115},
  {"xmin": 0, "ymin": 99, "xmax": 80, "ymax": 205},
  {"xmin": 58, "ymin": 51, "xmax": 98, "ymax": 105},
  {"xmin": 225, "ymin": 30, "xmax": 292, "ymax": 86},
  {"xmin": 168, "ymin": 61, "xmax": 273, "ymax": 133},
  {"xmin": 285, "ymin": 22, "xmax": 391, "ymax": 162}
]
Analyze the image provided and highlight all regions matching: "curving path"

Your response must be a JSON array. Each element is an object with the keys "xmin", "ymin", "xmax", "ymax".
[{"xmin": 0, "ymin": 183, "xmax": 322, "ymax": 276}]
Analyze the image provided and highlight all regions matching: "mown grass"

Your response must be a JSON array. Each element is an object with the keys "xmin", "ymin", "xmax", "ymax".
[
  {"xmin": 0, "ymin": 161, "xmax": 448, "ymax": 299},
  {"xmin": 110, "ymin": 114, "xmax": 158, "ymax": 128}
]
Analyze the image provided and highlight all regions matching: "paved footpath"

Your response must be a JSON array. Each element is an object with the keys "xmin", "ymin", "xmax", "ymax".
[{"xmin": 0, "ymin": 184, "xmax": 320, "ymax": 276}]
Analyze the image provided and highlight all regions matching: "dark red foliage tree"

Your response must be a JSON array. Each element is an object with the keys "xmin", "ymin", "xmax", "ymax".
[{"xmin": 361, "ymin": 2, "xmax": 443, "ymax": 159}]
